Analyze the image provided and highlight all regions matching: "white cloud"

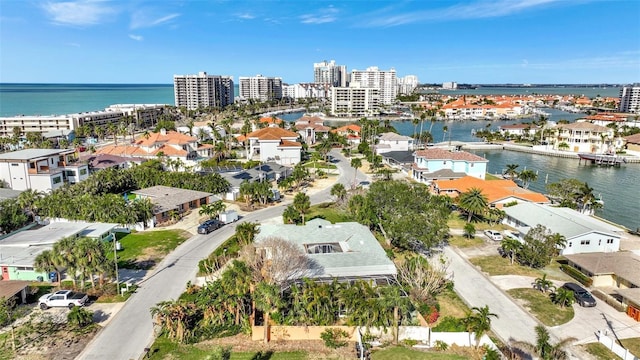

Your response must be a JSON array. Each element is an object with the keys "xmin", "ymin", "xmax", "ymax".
[
  {"xmin": 66, "ymin": 42, "xmax": 81, "ymax": 47},
  {"xmin": 42, "ymin": 0, "xmax": 116, "ymax": 26},
  {"xmin": 129, "ymin": 34, "xmax": 143, "ymax": 41},
  {"xmin": 237, "ymin": 13, "xmax": 255, "ymax": 20},
  {"xmin": 360, "ymin": 0, "xmax": 576, "ymax": 27},
  {"xmin": 300, "ymin": 6, "xmax": 338, "ymax": 24},
  {"xmin": 130, "ymin": 11, "xmax": 180, "ymax": 29}
]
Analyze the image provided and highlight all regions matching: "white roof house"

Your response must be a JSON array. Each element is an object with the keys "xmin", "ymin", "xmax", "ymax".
[
  {"xmin": 502, "ymin": 202, "xmax": 622, "ymax": 255},
  {"xmin": 255, "ymin": 219, "xmax": 397, "ymax": 282},
  {"xmin": 375, "ymin": 132, "xmax": 414, "ymax": 154}
]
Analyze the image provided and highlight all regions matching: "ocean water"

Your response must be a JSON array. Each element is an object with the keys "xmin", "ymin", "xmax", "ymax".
[
  {"xmin": 435, "ymin": 86, "xmax": 622, "ymax": 98},
  {"xmin": 0, "ymin": 83, "xmax": 175, "ymax": 116}
]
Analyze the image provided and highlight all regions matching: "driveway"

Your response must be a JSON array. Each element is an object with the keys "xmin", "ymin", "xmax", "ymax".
[{"xmin": 76, "ymin": 150, "xmax": 360, "ymax": 360}]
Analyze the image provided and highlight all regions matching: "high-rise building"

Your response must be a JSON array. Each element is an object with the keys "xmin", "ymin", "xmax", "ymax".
[
  {"xmin": 331, "ymin": 85, "xmax": 380, "ymax": 118},
  {"xmin": 173, "ymin": 72, "xmax": 234, "ymax": 110},
  {"xmin": 313, "ymin": 60, "xmax": 347, "ymax": 87},
  {"xmin": 238, "ymin": 75, "xmax": 283, "ymax": 101},
  {"xmin": 619, "ymin": 85, "xmax": 640, "ymax": 113},
  {"xmin": 350, "ymin": 66, "xmax": 397, "ymax": 105},
  {"xmin": 398, "ymin": 75, "xmax": 419, "ymax": 95},
  {"xmin": 442, "ymin": 82, "xmax": 458, "ymax": 90}
]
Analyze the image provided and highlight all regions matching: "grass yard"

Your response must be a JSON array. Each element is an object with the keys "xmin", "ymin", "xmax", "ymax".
[
  {"xmin": 447, "ymin": 212, "xmax": 508, "ymax": 232},
  {"xmin": 484, "ymin": 173, "xmax": 501, "ymax": 180},
  {"xmin": 307, "ymin": 202, "xmax": 354, "ymax": 224},
  {"xmin": 581, "ymin": 342, "xmax": 620, "ymax": 360},
  {"xmin": 112, "ymin": 229, "xmax": 190, "ymax": 269},
  {"xmin": 370, "ymin": 346, "xmax": 469, "ymax": 360},
  {"xmin": 302, "ymin": 160, "xmax": 338, "ymax": 170},
  {"xmin": 619, "ymin": 338, "xmax": 640, "ymax": 358},
  {"xmin": 506, "ymin": 288, "xmax": 574, "ymax": 326},
  {"xmin": 448, "ymin": 235, "xmax": 485, "ymax": 248},
  {"xmin": 435, "ymin": 288, "xmax": 471, "ymax": 320},
  {"xmin": 469, "ymin": 255, "xmax": 570, "ymax": 282}
]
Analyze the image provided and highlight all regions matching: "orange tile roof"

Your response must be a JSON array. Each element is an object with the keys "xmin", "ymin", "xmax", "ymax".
[
  {"xmin": 433, "ymin": 176, "xmax": 549, "ymax": 204},
  {"xmin": 134, "ymin": 131, "xmax": 196, "ymax": 147},
  {"xmin": 414, "ymin": 148, "xmax": 487, "ymax": 162},
  {"xmin": 95, "ymin": 145, "xmax": 149, "ymax": 157},
  {"xmin": 247, "ymin": 127, "xmax": 299, "ymax": 141},
  {"xmin": 331, "ymin": 124, "xmax": 361, "ymax": 134},
  {"xmin": 259, "ymin": 117, "xmax": 283, "ymax": 124},
  {"xmin": 278, "ymin": 140, "xmax": 302, "ymax": 148}
]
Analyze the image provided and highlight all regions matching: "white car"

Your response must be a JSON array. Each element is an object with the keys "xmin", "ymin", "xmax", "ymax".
[{"xmin": 484, "ymin": 230, "xmax": 503, "ymax": 241}]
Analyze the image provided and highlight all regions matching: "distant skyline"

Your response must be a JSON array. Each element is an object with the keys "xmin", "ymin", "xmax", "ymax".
[{"xmin": 1, "ymin": 0, "xmax": 639, "ymax": 85}]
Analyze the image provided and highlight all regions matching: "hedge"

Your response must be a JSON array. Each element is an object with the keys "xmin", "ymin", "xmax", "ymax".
[{"xmin": 560, "ymin": 264, "xmax": 593, "ymax": 287}]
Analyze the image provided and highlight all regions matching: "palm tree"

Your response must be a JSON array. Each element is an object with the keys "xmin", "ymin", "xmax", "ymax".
[
  {"xmin": 574, "ymin": 182, "xmax": 601, "ymax": 214},
  {"xmin": 463, "ymin": 223, "xmax": 476, "ymax": 239},
  {"xmin": 67, "ymin": 306, "xmax": 94, "ymax": 328},
  {"xmin": 34, "ymin": 250, "xmax": 62, "ymax": 285},
  {"xmin": 457, "ymin": 187, "xmax": 489, "ymax": 222},
  {"xmin": 253, "ymin": 282, "xmax": 284, "ymax": 344},
  {"xmin": 551, "ymin": 288, "xmax": 575, "ymax": 308},
  {"xmin": 518, "ymin": 169, "xmax": 538, "ymax": 189},
  {"xmin": 442, "ymin": 125, "xmax": 448, "ymax": 142},
  {"xmin": 503, "ymin": 164, "xmax": 519, "ymax": 180},
  {"xmin": 533, "ymin": 274, "xmax": 555, "ymax": 293},
  {"xmin": 16, "ymin": 189, "xmax": 43, "ymax": 219},
  {"xmin": 293, "ymin": 192, "xmax": 310, "ymax": 225},
  {"xmin": 547, "ymin": 233, "xmax": 566, "ymax": 256},
  {"xmin": 235, "ymin": 222, "xmax": 259, "ymax": 245},
  {"xmin": 512, "ymin": 325, "xmax": 573, "ymax": 360},
  {"xmin": 350, "ymin": 157, "xmax": 362, "ymax": 188},
  {"xmin": 464, "ymin": 305, "xmax": 498, "ymax": 348},
  {"xmin": 501, "ymin": 238, "xmax": 521, "ymax": 265},
  {"xmin": 199, "ymin": 200, "xmax": 226, "ymax": 220},
  {"xmin": 330, "ymin": 183, "xmax": 347, "ymax": 205}
]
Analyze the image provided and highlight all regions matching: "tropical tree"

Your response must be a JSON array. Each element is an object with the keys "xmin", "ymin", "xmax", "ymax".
[
  {"xmin": 574, "ymin": 182, "xmax": 601, "ymax": 214},
  {"xmin": 457, "ymin": 188, "xmax": 489, "ymax": 222},
  {"xmin": 67, "ymin": 306, "xmax": 94, "ymax": 329},
  {"xmin": 34, "ymin": 250, "xmax": 62, "ymax": 285},
  {"xmin": 464, "ymin": 305, "xmax": 498, "ymax": 348},
  {"xmin": 282, "ymin": 205, "xmax": 302, "ymax": 224},
  {"xmin": 500, "ymin": 238, "xmax": 521, "ymax": 265},
  {"xmin": 551, "ymin": 287, "xmax": 575, "ymax": 308},
  {"xmin": 330, "ymin": 183, "xmax": 347, "ymax": 205},
  {"xmin": 518, "ymin": 169, "xmax": 538, "ymax": 189},
  {"xmin": 463, "ymin": 223, "xmax": 476, "ymax": 239},
  {"xmin": 350, "ymin": 157, "xmax": 362, "ymax": 188},
  {"xmin": 503, "ymin": 164, "xmax": 519, "ymax": 180},
  {"xmin": 150, "ymin": 300, "xmax": 198, "ymax": 344},
  {"xmin": 293, "ymin": 192, "xmax": 310, "ymax": 225},
  {"xmin": 512, "ymin": 325, "xmax": 573, "ymax": 360},
  {"xmin": 533, "ymin": 274, "xmax": 555, "ymax": 294},
  {"xmin": 235, "ymin": 222, "xmax": 259, "ymax": 245},
  {"xmin": 253, "ymin": 282, "xmax": 285, "ymax": 344},
  {"xmin": 199, "ymin": 200, "xmax": 227, "ymax": 220}
]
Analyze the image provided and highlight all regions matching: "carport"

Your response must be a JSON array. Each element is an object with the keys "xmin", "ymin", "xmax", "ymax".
[{"xmin": 0, "ymin": 280, "xmax": 31, "ymax": 304}]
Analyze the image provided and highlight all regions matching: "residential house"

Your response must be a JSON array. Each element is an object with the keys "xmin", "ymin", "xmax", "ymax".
[
  {"xmin": 376, "ymin": 132, "xmax": 414, "ymax": 154},
  {"xmin": 132, "ymin": 185, "xmax": 219, "ymax": 226},
  {"xmin": 0, "ymin": 221, "xmax": 118, "ymax": 282},
  {"xmin": 623, "ymin": 133, "xmax": 640, "ymax": 152},
  {"xmin": 563, "ymin": 252, "xmax": 640, "ymax": 322},
  {"xmin": 254, "ymin": 218, "xmax": 397, "ymax": 283},
  {"xmin": 502, "ymin": 202, "xmax": 622, "ymax": 255},
  {"xmin": 213, "ymin": 162, "xmax": 291, "ymax": 201},
  {"xmin": 498, "ymin": 124, "xmax": 540, "ymax": 138},
  {"xmin": 431, "ymin": 176, "xmax": 549, "ymax": 208},
  {"xmin": 94, "ymin": 129, "xmax": 213, "ymax": 168},
  {"xmin": 412, "ymin": 148, "xmax": 488, "ymax": 184},
  {"xmin": 331, "ymin": 124, "xmax": 361, "ymax": 145},
  {"xmin": 81, "ymin": 154, "xmax": 147, "ymax": 173},
  {"xmin": 380, "ymin": 151, "xmax": 415, "ymax": 173},
  {"xmin": 551, "ymin": 121, "xmax": 622, "ymax": 153},
  {"xmin": 177, "ymin": 121, "xmax": 226, "ymax": 141},
  {"xmin": 245, "ymin": 127, "xmax": 302, "ymax": 165},
  {"xmin": 294, "ymin": 116, "xmax": 330, "ymax": 145},
  {"xmin": 0, "ymin": 148, "xmax": 89, "ymax": 192}
]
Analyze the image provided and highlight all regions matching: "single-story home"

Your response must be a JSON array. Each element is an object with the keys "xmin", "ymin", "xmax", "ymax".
[
  {"xmin": 215, "ymin": 162, "xmax": 291, "ymax": 201},
  {"xmin": 132, "ymin": 185, "xmax": 219, "ymax": 225},
  {"xmin": 502, "ymin": 202, "xmax": 623, "ymax": 255},
  {"xmin": 563, "ymin": 252, "xmax": 640, "ymax": 321},
  {"xmin": 0, "ymin": 280, "xmax": 31, "ymax": 304},
  {"xmin": 432, "ymin": 176, "xmax": 549, "ymax": 208},
  {"xmin": 254, "ymin": 219, "xmax": 397, "ymax": 283}
]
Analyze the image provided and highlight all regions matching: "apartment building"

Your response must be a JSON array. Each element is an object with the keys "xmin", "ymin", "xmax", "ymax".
[
  {"xmin": 350, "ymin": 66, "xmax": 397, "ymax": 105},
  {"xmin": 313, "ymin": 60, "xmax": 347, "ymax": 87},
  {"xmin": 330, "ymin": 86, "xmax": 380, "ymax": 118},
  {"xmin": 0, "ymin": 115, "xmax": 76, "ymax": 138},
  {"xmin": 238, "ymin": 75, "xmax": 283, "ymax": 102},
  {"xmin": 282, "ymin": 83, "xmax": 331, "ymax": 99},
  {"xmin": 619, "ymin": 85, "xmax": 640, "ymax": 113},
  {"xmin": 173, "ymin": 71, "xmax": 234, "ymax": 110},
  {"xmin": 0, "ymin": 148, "xmax": 89, "ymax": 192},
  {"xmin": 398, "ymin": 75, "xmax": 419, "ymax": 95}
]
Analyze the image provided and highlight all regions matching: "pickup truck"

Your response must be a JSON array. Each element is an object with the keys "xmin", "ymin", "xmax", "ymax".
[{"xmin": 39, "ymin": 290, "xmax": 89, "ymax": 310}]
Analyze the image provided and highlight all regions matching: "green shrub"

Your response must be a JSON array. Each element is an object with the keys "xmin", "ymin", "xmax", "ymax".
[
  {"xmin": 198, "ymin": 236, "xmax": 241, "ymax": 275},
  {"xmin": 434, "ymin": 340, "xmax": 449, "ymax": 351},
  {"xmin": 321, "ymin": 328, "xmax": 350, "ymax": 349},
  {"xmin": 560, "ymin": 265, "xmax": 593, "ymax": 287},
  {"xmin": 432, "ymin": 316, "xmax": 466, "ymax": 332},
  {"xmin": 402, "ymin": 339, "xmax": 418, "ymax": 347}
]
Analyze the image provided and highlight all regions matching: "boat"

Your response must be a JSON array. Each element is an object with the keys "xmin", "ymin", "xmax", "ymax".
[{"xmin": 578, "ymin": 153, "xmax": 626, "ymax": 166}]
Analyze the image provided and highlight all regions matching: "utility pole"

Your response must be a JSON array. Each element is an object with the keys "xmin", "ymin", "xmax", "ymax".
[{"xmin": 113, "ymin": 232, "xmax": 119, "ymax": 296}]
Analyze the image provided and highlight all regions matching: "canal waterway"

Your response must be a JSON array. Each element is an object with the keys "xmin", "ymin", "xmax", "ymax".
[{"xmin": 282, "ymin": 110, "xmax": 639, "ymax": 230}]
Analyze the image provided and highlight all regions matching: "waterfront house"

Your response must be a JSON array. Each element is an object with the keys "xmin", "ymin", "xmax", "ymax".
[
  {"xmin": 623, "ymin": 133, "xmax": 640, "ymax": 152},
  {"xmin": 331, "ymin": 124, "xmax": 361, "ymax": 145},
  {"xmin": 502, "ymin": 202, "xmax": 622, "ymax": 255},
  {"xmin": 431, "ymin": 176, "xmax": 549, "ymax": 208},
  {"xmin": 254, "ymin": 218, "xmax": 397, "ymax": 283},
  {"xmin": 132, "ymin": 185, "xmax": 219, "ymax": 226},
  {"xmin": 245, "ymin": 127, "xmax": 302, "ymax": 165},
  {"xmin": 563, "ymin": 252, "xmax": 640, "ymax": 322},
  {"xmin": 0, "ymin": 148, "xmax": 89, "ymax": 192},
  {"xmin": 375, "ymin": 132, "xmax": 414, "ymax": 154},
  {"xmin": 498, "ymin": 124, "xmax": 540, "ymax": 138},
  {"xmin": 412, "ymin": 148, "xmax": 488, "ymax": 184},
  {"xmin": 551, "ymin": 121, "xmax": 621, "ymax": 154},
  {"xmin": 0, "ymin": 221, "xmax": 118, "ymax": 282},
  {"xmin": 294, "ymin": 116, "xmax": 330, "ymax": 145}
]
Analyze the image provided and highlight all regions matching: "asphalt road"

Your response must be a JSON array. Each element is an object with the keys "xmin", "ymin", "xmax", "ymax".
[{"xmin": 76, "ymin": 150, "xmax": 362, "ymax": 360}]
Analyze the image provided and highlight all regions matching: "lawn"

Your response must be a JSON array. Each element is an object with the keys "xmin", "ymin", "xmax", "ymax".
[
  {"xmin": 307, "ymin": 202, "xmax": 354, "ymax": 224},
  {"xmin": 302, "ymin": 160, "xmax": 337, "ymax": 170},
  {"xmin": 581, "ymin": 342, "xmax": 620, "ymax": 360},
  {"xmin": 435, "ymin": 288, "xmax": 471, "ymax": 320},
  {"xmin": 469, "ymin": 255, "xmax": 570, "ymax": 281},
  {"xmin": 111, "ymin": 229, "xmax": 190, "ymax": 269},
  {"xmin": 448, "ymin": 235, "xmax": 485, "ymax": 248},
  {"xmin": 506, "ymin": 288, "xmax": 574, "ymax": 326},
  {"xmin": 619, "ymin": 338, "xmax": 640, "ymax": 358},
  {"xmin": 447, "ymin": 212, "xmax": 508, "ymax": 232},
  {"xmin": 371, "ymin": 346, "xmax": 468, "ymax": 360}
]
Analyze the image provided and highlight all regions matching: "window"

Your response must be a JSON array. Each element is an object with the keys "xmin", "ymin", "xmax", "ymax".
[
  {"xmin": 580, "ymin": 240, "xmax": 590, "ymax": 245},
  {"xmin": 79, "ymin": 168, "xmax": 87, "ymax": 175},
  {"xmin": 568, "ymin": 242, "xmax": 572, "ymax": 247},
  {"xmin": 11, "ymin": 163, "xmax": 18, "ymax": 167},
  {"xmin": 607, "ymin": 239, "xmax": 614, "ymax": 244},
  {"xmin": 52, "ymin": 176, "xmax": 62, "ymax": 184},
  {"xmin": 305, "ymin": 243, "xmax": 342, "ymax": 254},
  {"xmin": 599, "ymin": 240, "xmax": 601, "ymax": 246}
]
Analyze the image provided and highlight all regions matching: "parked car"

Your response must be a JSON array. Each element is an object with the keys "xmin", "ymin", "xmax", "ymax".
[
  {"xmin": 562, "ymin": 282, "xmax": 597, "ymax": 307},
  {"xmin": 197, "ymin": 219, "xmax": 222, "ymax": 234},
  {"xmin": 503, "ymin": 230, "xmax": 520, "ymax": 240},
  {"xmin": 484, "ymin": 229, "xmax": 503, "ymax": 241},
  {"xmin": 39, "ymin": 290, "xmax": 88, "ymax": 310}
]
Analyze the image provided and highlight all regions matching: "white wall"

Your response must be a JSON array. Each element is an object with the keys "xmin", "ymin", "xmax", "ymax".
[
  {"xmin": 0, "ymin": 162, "xmax": 29, "ymax": 190},
  {"xmin": 562, "ymin": 232, "xmax": 620, "ymax": 255}
]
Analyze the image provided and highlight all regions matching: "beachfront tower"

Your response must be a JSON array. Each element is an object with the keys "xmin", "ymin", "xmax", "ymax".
[
  {"xmin": 238, "ymin": 75, "xmax": 283, "ymax": 102},
  {"xmin": 349, "ymin": 66, "xmax": 397, "ymax": 105},
  {"xmin": 313, "ymin": 60, "xmax": 347, "ymax": 87},
  {"xmin": 619, "ymin": 84, "xmax": 640, "ymax": 114},
  {"xmin": 173, "ymin": 72, "xmax": 234, "ymax": 110}
]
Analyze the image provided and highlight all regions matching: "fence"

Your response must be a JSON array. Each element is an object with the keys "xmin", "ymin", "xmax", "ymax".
[{"xmin": 596, "ymin": 331, "xmax": 639, "ymax": 360}]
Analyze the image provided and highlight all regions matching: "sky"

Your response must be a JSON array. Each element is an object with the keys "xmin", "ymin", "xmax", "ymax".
[{"xmin": 0, "ymin": 0, "xmax": 639, "ymax": 85}]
